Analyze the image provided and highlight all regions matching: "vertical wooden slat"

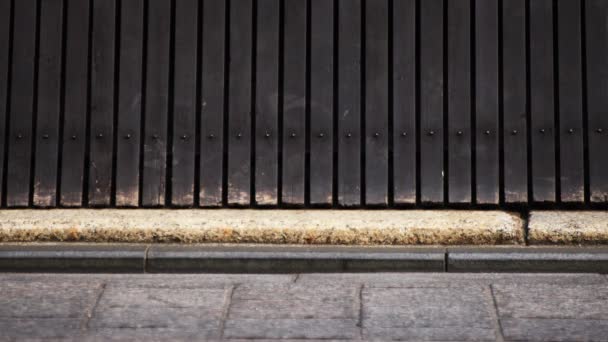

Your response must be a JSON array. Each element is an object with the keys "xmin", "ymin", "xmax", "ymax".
[
  {"xmin": 171, "ymin": 0, "xmax": 197, "ymax": 206},
  {"xmin": 33, "ymin": 0, "xmax": 64, "ymax": 207},
  {"xmin": 475, "ymin": 0, "xmax": 499, "ymax": 204},
  {"xmin": 447, "ymin": 0, "xmax": 471, "ymax": 203},
  {"xmin": 255, "ymin": 0, "xmax": 279, "ymax": 205},
  {"xmin": 0, "ymin": 0, "xmax": 11, "ymax": 202},
  {"xmin": 282, "ymin": 0, "xmax": 307, "ymax": 206},
  {"xmin": 502, "ymin": 0, "xmax": 528, "ymax": 203},
  {"xmin": 60, "ymin": 0, "xmax": 90, "ymax": 207},
  {"xmin": 365, "ymin": 0, "xmax": 389, "ymax": 205},
  {"xmin": 392, "ymin": 0, "xmax": 416, "ymax": 204},
  {"xmin": 309, "ymin": 0, "xmax": 334, "ymax": 205},
  {"xmin": 419, "ymin": 0, "xmax": 444, "ymax": 203},
  {"xmin": 88, "ymin": 0, "xmax": 115, "ymax": 206},
  {"xmin": 115, "ymin": 0, "xmax": 144, "ymax": 207},
  {"xmin": 6, "ymin": 0, "xmax": 38, "ymax": 207},
  {"xmin": 586, "ymin": 0, "xmax": 608, "ymax": 202},
  {"xmin": 557, "ymin": 0, "xmax": 584, "ymax": 203},
  {"xmin": 142, "ymin": 0, "xmax": 170, "ymax": 206},
  {"xmin": 529, "ymin": 0, "xmax": 556, "ymax": 202},
  {"xmin": 227, "ymin": 0, "xmax": 253, "ymax": 205},
  {"xmin": 337, "ymin": 0, "xmax": 361, "ymax": 206},
  {"xmin": 200, "ymin": 0, "xmax": 225, "ymax": 207}
]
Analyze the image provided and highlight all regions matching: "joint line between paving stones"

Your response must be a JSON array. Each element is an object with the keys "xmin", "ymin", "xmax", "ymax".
[
  {"xmin": 218, "ymin": 284, "xmax": 236, "ymax": 340},
  {"xmin": 487, "ymin": 284, "xmax": 505, "ymax": 342},
  {"xmin": 357, "ymin": 284, "xmax": 364, "ymax": 340},
  {"xmin": 292, "ymin": 274, "xmax": 301, "ymax": 283},
  {"xmin": 81, "ymin": 283, "xmax": 107, "ymax": 331}
]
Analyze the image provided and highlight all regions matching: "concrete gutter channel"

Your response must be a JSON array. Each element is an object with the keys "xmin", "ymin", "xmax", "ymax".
[{"xmin": 0, "ymin": 209, "xmax": 606, "ymax": 273}]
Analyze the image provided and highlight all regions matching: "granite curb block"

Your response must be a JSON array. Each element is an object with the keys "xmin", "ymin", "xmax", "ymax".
[
  {"xmin": 528, "ymin": 211, "xmax": 608, "ymax": 245},
  {"xmin": 448, "ymin": 247, "xmax": 608, "ymax": 273},
  {"xmin": 146, "ymin": 245, "xmax": 446, "ymax": 273},
  {"xmin": 0, "ymin": 209, "xmax": 524, "ymax": 245},
  {"xmin": 1, "ymin": 244, "xmax": 607, "ymax": 273},
  {"xmin": 0, "ymin": 244, "xmax": 147, "ymax": 272}
]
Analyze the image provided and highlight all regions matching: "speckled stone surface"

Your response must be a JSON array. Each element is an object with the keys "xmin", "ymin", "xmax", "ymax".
[
  {"xmin": 529, "ymin": 211, "xmax": 608, "ymax": 245},
  {"xmin": 0, "ymin": 209, "xmax": 524, "ymax": 245}
]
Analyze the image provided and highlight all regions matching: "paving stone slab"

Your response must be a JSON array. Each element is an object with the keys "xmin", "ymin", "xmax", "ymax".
[
  {"xmin": 492, "ymin": 283, "xmax": 608, "ymax": 319},
  {"xmin": 529, "ymin": 211, "xmax": 608, "ymax": 245},
  {"xmin": 447, "ymin": 247, "xmax": 608, "ymax": 273},
  {"xmin": 147, "ymin": 245, "xmax": 445, "ymax": 273},
  {"xmin": 501, "ymin": 318, "xmax": 608, "ymax": 342},
  {"xmin": 0, "ymin": 244, "xmax": 146, "ymax": 272},
  {"xmin": 0, "ymin": 318, "xmax": 82, "ymax": 339},
  {"xmin": 0, "ymin": 209, "xmax": 524, "ymax": 245},
  {"xmin": 223, "ymin": 319, "xmax": 360, "ymax": 339},
  {"xmin": 0, "ymin": 281, "xmax": 101, "ymax": 318},
  {"xmin": 361, "ymin": 287, "xmax": 496, "ymax": 341}
]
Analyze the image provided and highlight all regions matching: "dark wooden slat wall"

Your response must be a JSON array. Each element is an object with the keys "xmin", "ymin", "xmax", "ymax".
[{"xmin": 1, "ymin": 0, "xmax": 607, "ymax": 208}]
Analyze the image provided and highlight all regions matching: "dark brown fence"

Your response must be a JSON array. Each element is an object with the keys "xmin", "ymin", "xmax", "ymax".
[{"xmin": 0, "ymin": 0, "xmax": 607, "ymax": 208}]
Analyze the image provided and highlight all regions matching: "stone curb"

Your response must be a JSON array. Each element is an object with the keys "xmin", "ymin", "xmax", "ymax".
[
  {"xmin": 1, "ymin": 244, "xmax": 607, "ymax": 273},
  {"xmin": 0, "ymin": 209, "xmax": 524, "ymax": 245},
  {"xmin": 528, "ymin": 211, "xmax": 608, "ymax": 245}
]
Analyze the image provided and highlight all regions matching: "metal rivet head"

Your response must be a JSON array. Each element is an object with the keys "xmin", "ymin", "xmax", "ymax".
[
  {"xmin": 539, "ymin": 128, "xmax": 546, "ymax": 134},
  {"xmin": 484, "ymin": 130, "xmax": 491, "ymax": 135},
  {"xmin": 428, "ymin": 130, "xmax": 435, "ymax": 136},
  {"xmin": 71, "ymin": 135, "xmax": 77, "ymax": 140},
  {"xmin": 264, "ymin": 132, "xmax": 271, "ymax": 138},
  {"xmin": 511, "ymin": 129, "xmax": 518, "ymax": 135},
  {"xmin": 124, "ymin": 134, "xmax": 131, "ymax": 139},
  {"xmin": 42, "ymin": 134, "xmax": 49, "ymax": 139},
  {"xmin": 152, "ymin": 134, "xmax": 159, "ymax": 140},
  {"xmin": 456, "ymin": 131, "xmax": 463, "ymax": 136},
  {"xmin": 374, "ymin": 132, "xmax": 380, "ymax": 137},
  {"xmin": 236, "ymin": 133, "xmax": 242, "ymax": 139},
  {"xmin": 346, "ymin": 133, "xmax": 352, "ymax": 138},
  {"xmin": 208, "ymin": 134, "xmax": 215, "ymax": 139},
  {"xmin": 318, "ymin": 133, "xmax": 325, "ymax": 138},
  {"xmin": 597, "ymin": 128, "xmax": 603, "ymax": 134},
  {"xmin": 568, "ymin": 128, "xmax": 574, "ymax": 134},
  {"xmin": 290, "ymin": 132, "xmax": 296, "ymax": 138},
  {"xmin": 16, "ymin": 133, "xmax": 23, "ymax": 139},
  {"xmin": 181, "ymin": 134, "xmax": 188, "ymax": 140},
  {"xmin": 97, "ymin": 133, "xmax": 103, "ymax": 138},
  {"xmin": 401, "ymin": 132, "xmax": 407, "ymax": 137}
]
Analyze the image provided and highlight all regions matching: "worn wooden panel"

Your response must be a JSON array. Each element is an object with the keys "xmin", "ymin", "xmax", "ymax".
[
  {"xmin": 337, "ymin": 0, "xmax": 361, "ymax": 206},
  {"xmin": 475, "ymin": 0, "xmax": 499, "ymax": 204},
  {"xmin": 200, "ymin": 0, "xmax": 225, "ymax": 207},
  {"xmin": 309, "ymin": 0, "xmax": 334, "ymax": 205},
  {"xmin": 227, "ymin": 0, "xmax": 253, "ymax": 205},
  {"xmin": 392, "ymin": 0, "xmax": 416, "ymax": 204},
  {"xmin": 88, "ymin": 0, "xmax": 115, "ymax": 206},
  {"xmin": 419, "ymin": 0, "xmax": 444, "ymax": 203},
  {"xmin": 529, "ymin": 0, "xmax": 556, "ymax": 202},
  {"xmin": 171, "ymin": 0, "xmax": 198, "ymax": 207},
  {"xmin": 33, "ymin": 0, "xmax": 64, "ymax": 207},
  {"xmin": 0, "ymin": 0, "xmax": 11, "ymax": 202},
  {"xmin": 115, "ymin": 0, "xmax": 144, "ymax": 207},
  {"xmin": 142, "ymin": 0, "xmax": 170, "ymax": 207},
  {"xmin": 557, "ymin": 0, "xmax": 584, "ymax": 203},
  {"xmin": 502, "ymin": 0, "xmax": 528, "ymax": 203},
  {"xmin": 60, "ymin": 0, "xmax": 90, "ymax": 207},
  {"xmin": 255, "ymin": 0, "xmax": 279, "ymax": 206},
  {"xmin": 6, "ymin": 0, "xmax": 38, "ymax": 207},
  {"xmin": 447, "ymin": 0, "xmax": 471, "ymax": 203},
  {"xmin": 281, "ymin": 0, "xmax": 307, "ymax": 206},
  {"xmin": 365, "ymin": 0, "xmax": 389, "ymax": 206},
  {"xmin": 586, "ymin": 0, "xmax": 608, "ymax": 202}
]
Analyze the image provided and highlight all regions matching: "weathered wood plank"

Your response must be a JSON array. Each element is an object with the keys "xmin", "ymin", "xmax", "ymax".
[{"xmin": 33, "ymin": 0, "xmax": 64, "ymax": 207}]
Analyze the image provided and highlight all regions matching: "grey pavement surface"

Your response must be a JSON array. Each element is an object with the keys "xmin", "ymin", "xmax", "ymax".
[{"xmin": 0, "ymin": 273, "xmax": 607, "ymax": 341}]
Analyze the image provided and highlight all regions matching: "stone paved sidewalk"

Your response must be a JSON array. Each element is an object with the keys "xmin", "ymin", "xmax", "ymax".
[{"xmin": 1, "ymin": 273, "xmax": 607, "ymax": 341}]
